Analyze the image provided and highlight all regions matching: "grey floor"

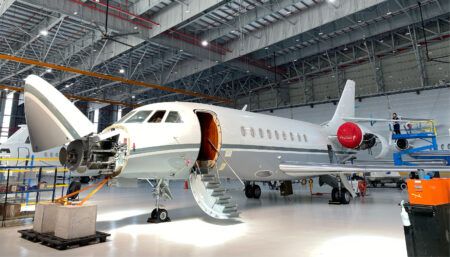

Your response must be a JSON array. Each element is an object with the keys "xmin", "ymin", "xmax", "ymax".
[{"xmin": 0, "ymin": 180, "xmax": 409, "ymax": 257}]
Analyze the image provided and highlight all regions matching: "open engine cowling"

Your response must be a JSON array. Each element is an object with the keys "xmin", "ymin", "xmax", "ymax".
[{"xmin": 337, "ymin": 122, "xmax": 377, "ymax": 150}]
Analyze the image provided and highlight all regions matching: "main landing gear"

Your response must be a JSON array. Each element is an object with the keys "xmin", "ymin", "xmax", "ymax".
[
  {"xmin": 244, "ymin": 182, "xmax": 261, "ymax": 199},
  {"xmin": 331, "ymin": 187, "xmax": 351, "ymax": 204},
  {"xmin": 146, "ymin": 179, "xmax": 173, "ymax": 223}
]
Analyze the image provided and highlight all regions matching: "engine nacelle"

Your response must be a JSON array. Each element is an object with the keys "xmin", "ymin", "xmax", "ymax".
[
  {"xmin": 337, "ymin": 122, "xmax": 377, "ymax": 150},
  {"xmin": 58, "ymin": 132, "xmax": 128, "ymax": 177}
]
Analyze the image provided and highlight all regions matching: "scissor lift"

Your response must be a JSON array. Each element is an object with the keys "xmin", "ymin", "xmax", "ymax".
[{"xmin": 392, "ymin": 120, "xmax": 450, "ymax": 167}]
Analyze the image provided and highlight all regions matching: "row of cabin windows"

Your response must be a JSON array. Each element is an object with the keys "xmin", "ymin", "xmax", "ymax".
[
  {"xmin": 118, "ymin": 110, "xmax": 182, "ymax": 124},
  {"xmin": 240, "ymin": 126, "xmax": 308, "ymax": 142}
]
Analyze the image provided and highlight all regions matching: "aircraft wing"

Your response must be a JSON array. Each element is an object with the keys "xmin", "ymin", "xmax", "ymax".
[
  {"xmin": 279, "ymin": 163, "xmax": 450, "ymax": 176},
  {"xmin": 343, "ymin": 117, "xmax": 431, "ymax": 123}
]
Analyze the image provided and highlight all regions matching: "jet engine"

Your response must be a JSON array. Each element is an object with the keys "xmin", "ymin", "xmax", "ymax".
[
  {"xmin": 59, "ymin": 130, "xmax": 128, "ymax": 177},
  {"xmin": 336, "ymin": 122, "xmax": 389, "ymax": 159}
]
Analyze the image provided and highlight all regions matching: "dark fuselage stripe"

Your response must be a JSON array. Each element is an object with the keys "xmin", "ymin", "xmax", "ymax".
[{"xmin": 130, "ymin": 143, "xmax": 355, "ymax": 155}]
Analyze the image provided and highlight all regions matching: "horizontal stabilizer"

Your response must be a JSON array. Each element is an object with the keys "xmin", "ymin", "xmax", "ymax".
[{"xmin": 24, "ymin": 75, "xmax": 95, "ymax": 152}]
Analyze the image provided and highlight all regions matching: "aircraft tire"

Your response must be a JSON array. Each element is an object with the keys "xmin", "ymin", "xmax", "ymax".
[
  {"xmin": 158, "ymin": 209, "xmax": 169, "ymax": 222},
  {"xmin": 67, "ymin": 181, "xmax": 81, "ymax": 200},
  {"xmin": 331, "ymin": 188, "xmax": 340, "ymax": 202},
  {"xmin": 245, "ymin": 184, "xmax": 254, "ymax": 198},
  {"xmin": 253, "ymin": 185, "xmax": 261, "ymax": 199},
  {"xmin": 339, "ymin": 188, "xmax": 351, "ymax": 204}
]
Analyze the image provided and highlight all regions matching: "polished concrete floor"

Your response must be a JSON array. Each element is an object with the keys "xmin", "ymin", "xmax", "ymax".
[{"xmin": 0, "ymin": 180, "xmax": 409, "ymax": 257}]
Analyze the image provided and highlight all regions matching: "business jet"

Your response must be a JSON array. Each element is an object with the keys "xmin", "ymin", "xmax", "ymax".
[
  {"xmin": 0, "ymin": 125, "xmax": 60, "ymax": 167},
  {"xmin": 22, "ymin": 75, "xmax": 450, "ymax": 222}
]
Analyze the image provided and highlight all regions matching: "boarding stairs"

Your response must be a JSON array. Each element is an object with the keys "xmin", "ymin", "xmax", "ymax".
[{"xmin": 189, "ymin": 164, "xmax": 239, "ymax": 219}]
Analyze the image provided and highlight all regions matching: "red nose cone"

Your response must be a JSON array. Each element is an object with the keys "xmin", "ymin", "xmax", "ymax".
[{"xmin": 337, "ymin": 122, "xmax": 363, "ymax": 149}]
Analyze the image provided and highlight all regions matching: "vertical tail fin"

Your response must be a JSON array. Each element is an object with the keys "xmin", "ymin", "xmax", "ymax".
[{"xmin": 327, "ymin": 80, "xmax": 355, "ymax": 129}]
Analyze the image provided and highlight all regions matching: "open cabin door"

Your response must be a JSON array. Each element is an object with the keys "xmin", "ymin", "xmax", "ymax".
[{"xmin": 195, "ymin": 111, "xmax": 222, "ymax": 168}]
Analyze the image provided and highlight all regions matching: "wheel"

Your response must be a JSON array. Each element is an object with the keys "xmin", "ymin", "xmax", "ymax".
[
  {"xmin": 253, "ymin": 185, "xmax": 261, "ymax": 199},
  {"xmin": 340, "ymin": 188, "xmax": 351, "ymax": 204},
  {"xmin": 150, "ymin": 209, "xmax": 157, "ymax": 219},
  {"xmin": 244, "ymin": 184, "xmax": 254, "ymax": 198},
  {"xmin": 331, "ymin": 188, "xmax": 340, "ymax": 202},
  {"xmin": 399, "ymin": 182, "xmax": 407, "ymax": 190},
  {"xmin": 157, "ymin": 209, "xmax": 169, "ymax": 222},
  {"xmin": 66, "ymin": 181, "xmax": 81, "ymax": 200}
]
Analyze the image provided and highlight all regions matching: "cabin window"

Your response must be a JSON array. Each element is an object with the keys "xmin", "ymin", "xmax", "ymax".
[
  {"xmin": 441, "ymin": 144, "xmax": 445, "ymax": 150},
  {"xmin": 290, "ymin": 132, "xmax": 294, "ymax": 141},
  {"xmin": 259, "ymin": 128, "xmax": 264, "ymax": 138},
  {"xmin": 241, "ymin": 126, "xmax": 246, "ymax": 137},
  {"xmin": 250, "ymin": 127, "xmax": 255, "ymax": 138},
  {"xmin": 148, "ymin": 110, "xmax": 166, "ymax": 123},
  {"xmin": 25, "ymin": 136, "xmax": 30, "ymax": 144},
  {"xmin": 267, "ymin": 129, "xmax": 272, "ymax": 139},
  {"xmin": 126, "ymin": 110, "xmax": 152, "ymax": 123},
  {"xmin": 275, "ymin": 130, "xmax": 279, "ymax": 140},
  {"xmin": 448, "ymin": 144, "xmax": 450, "ymax": 150},
  {"xmin": 303, "ymin": 134, "xmax": 308, "ymax": 142},
  {"xmin": 297, "ymin": 133, "xmax": 301, "ymax": 142},
  {"xmin": 118, "ymin": 110, "xmax": 136, "ymax": 123},
  {"xmin": 282, "ymin": 131, "xmax": 287, "ymax": 140},
  {"xmin": 165, "ymin": 111, "xmax": 182, "ymax": 123}
]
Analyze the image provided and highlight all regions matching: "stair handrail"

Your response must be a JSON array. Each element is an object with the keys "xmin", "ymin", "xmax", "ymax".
[{"xmin": 207, "ymin": 139, "xmax": 245, "ymax": 187}]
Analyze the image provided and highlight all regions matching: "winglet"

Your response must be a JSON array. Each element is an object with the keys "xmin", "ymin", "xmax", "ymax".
[{"xmin": 24, "ymin": 75, "xmax": 95, "ymax": 152}]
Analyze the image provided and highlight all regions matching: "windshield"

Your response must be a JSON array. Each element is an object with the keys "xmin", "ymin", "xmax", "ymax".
[
  {"xmin": 117, "ymin": 110, "xmax": 136, "ymax": 123},
  {"xmin": 125, "ymin": 111, "xmax": 153, "ymax": 123}
]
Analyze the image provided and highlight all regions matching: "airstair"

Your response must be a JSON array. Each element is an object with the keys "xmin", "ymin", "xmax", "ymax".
[{"xmin": 189, "ymin": 166, "xmax": 239, "ymax": 219}]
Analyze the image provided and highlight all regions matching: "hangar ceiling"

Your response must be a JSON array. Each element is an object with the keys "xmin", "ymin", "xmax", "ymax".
[{"xmin": 0, "ymin": 0, "xmax": 448, "ymax": 107}]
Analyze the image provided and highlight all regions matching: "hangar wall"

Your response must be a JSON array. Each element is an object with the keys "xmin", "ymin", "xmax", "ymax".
[
  {"xmin": 260, "ymin": 87, "xmax": 450, "ymax": 143},
  {"xmin": 237, "ymin": 39, "xmax": 450, "ymax": 111}
]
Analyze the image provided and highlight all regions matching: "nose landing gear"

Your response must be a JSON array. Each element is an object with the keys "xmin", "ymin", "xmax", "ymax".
[{"xmin": 145, "ymin": 179, "xmax": 172, "ymax": 223}]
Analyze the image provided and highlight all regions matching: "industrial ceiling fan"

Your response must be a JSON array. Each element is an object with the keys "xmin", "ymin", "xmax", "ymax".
[{"xmin": 93, "ymin": 0, "xmax": 139, "ymax": 48}]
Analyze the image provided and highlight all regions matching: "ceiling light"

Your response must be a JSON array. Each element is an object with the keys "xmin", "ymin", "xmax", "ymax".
[
  {"xmin": 386, "ymin": 11, "xmax": 392, "ymax": 15},
  {"xmin": 265, "ymin": 47, "xmax": 269, "ymax": 50},
  {"xmin": 344, "ymin": 47, "xmax": 348, "ymax": 50},
  {"xmin": 134, "ymin": 26, "xmax": 138, "ymax": 30},
  {"xmin": 230, "ymin": 30, "xmax": 235, "ymax": 33},
  {"xmin": 357, "ymin": 20, "xmax": 362, "ymax": 23},
  {"xmin": 201, "ymin": 40, "xmax": 208, "ymax": 47},
  {"xmin": 405, "ymin": 32, "xmax": 410, "ymax": 35},
  {"xmin": 73, "ymin": 11, "xmax": 78, "ymax": 15},
  {"xmin": 131, "ymin": 95, "xmax": 135, "ymax": 99},
  {"xmin": 40, "ymin": 30, "xmax": 48, "ymax": 36},
  {"xmin": 379, "ymin": 39, "xmax": 384, "ymax": 43},
  {"xmin": 185, "ymin": 9, "xmax": 190, "ymax": 13},
  {"xmin": 179, "ymin": 49, "xmax": 183, "ymax": 52},
  {"xmin": 318, "ymin": 32, "xmax": 323, "ymax": 36},
  {"xmin": 119, "ymin": 68, "xmax": 125, "ymax": 74},
  {"xmin": 65, "ymin": 84, "xmax": 70, "ymax": 88},
  {"xmin": 46, "ymin": 68, "xmax": 52, "ymax": 73}
]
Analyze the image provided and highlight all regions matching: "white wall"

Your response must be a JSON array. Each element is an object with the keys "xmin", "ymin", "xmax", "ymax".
[{"xmin": 262, "ymin": 87, "xmax": 450, "ymax": 139}]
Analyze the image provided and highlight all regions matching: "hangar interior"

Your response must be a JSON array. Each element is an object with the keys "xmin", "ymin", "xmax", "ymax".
[{"xmin": 0, "ymin": 0, "xmax": 449, "ymax": 256}]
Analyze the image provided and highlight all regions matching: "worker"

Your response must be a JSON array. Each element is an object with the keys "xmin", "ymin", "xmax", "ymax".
[{"xmin": 392, "ymin": 113, "xmax": 401, "ymax": 134}]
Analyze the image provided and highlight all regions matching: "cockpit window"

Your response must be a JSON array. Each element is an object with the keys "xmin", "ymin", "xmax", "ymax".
[
  {"xmin": 117, "ymin": 110, "xmax": 136, "ymax": 123},
  {"xmin": 165, "ymin": 111, "xmax": 182, "ymax": 123},
  {"xmin": 148, "ymin": 110, "xmax": 166, "ymax": 123},
  {"xmin": 125, "ymin": 111, "xmax": 153, "ymax": 123}
]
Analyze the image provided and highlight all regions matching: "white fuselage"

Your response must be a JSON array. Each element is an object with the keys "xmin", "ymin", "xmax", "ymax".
[
  {"xmin": 98, "ymin": 102, "xmax": 354, "ymax": 181},
  {"xmin": 0, "ymin": 126, "xmax": 60, "ymax": 167}
]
